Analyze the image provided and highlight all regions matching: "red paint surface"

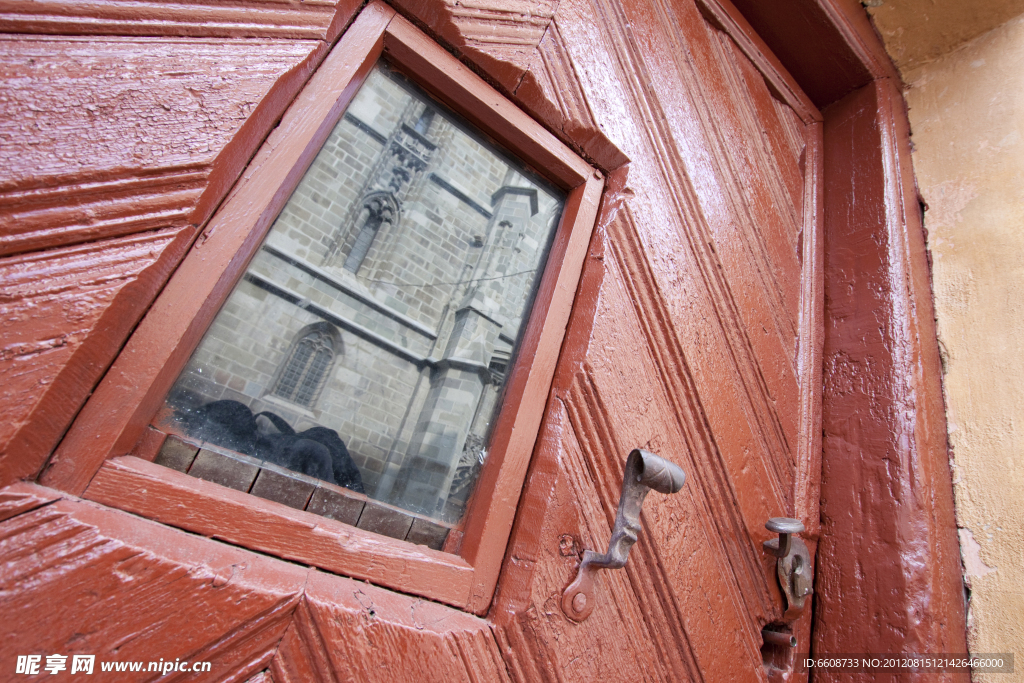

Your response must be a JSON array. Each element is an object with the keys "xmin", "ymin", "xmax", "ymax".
[
  {"xmin": 0, "ymin": 483, "xmax": 505, "ymax": 682},
  {"xmin": 0, "ymin": 0, "xmax": 965, "ymax": 679},
  {"xmin": 815, "ymin": 81, "xmax": 967, "ymax": 671}
]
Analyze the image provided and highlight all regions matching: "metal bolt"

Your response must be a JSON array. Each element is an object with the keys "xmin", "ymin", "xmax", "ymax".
[
  {"xmin": 764, "ymin": 517, "xmax": 805, "ymax": 558},
  {"xmin": 762, "ymin": 627, "xmax": 797, "ymax": 648},
  {"xmin": 572, "ymin": 592, "xmax": 587, "ymax": 613}
]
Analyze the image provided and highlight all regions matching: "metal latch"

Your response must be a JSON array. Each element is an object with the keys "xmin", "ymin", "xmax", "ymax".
[
  {"xmin": 763, "ymin": 517, "xmax": 812, "ymax": 617},
  {"xmin": 561, "ymin": 449, "xmax": 686, "ymax": 622}
]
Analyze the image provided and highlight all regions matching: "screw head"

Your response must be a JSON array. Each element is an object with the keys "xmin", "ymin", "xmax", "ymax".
[
  {"xmin": 559, "ymin": 534, "xmax": 576, "ymax": 556},
  {"xmin": 572, "ymin": 592, "xmax": 587, "ymax": 613}
]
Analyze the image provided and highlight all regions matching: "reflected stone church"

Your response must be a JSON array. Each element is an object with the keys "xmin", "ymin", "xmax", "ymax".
[{"xmin": 162, "ymin": 63, "xmax": 564, "ymax": 523}]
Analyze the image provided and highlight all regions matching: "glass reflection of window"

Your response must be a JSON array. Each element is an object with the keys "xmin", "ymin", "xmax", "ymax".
[
  {"xmin": 157, "ymin": 62, "xmax": 565, "ymax": 528},
  {"xmin": 273, "ymin": 326, "xmax": 336, "ymax": 407}
]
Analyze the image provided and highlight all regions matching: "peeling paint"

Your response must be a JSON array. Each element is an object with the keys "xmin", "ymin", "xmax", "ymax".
[
  {"xmin": 923, "ymin": 179, "xmax": 977, "ymax": 233},
  {"xmin": 958, "ymin": 528, "xmax": 996, "ymax": 579}
]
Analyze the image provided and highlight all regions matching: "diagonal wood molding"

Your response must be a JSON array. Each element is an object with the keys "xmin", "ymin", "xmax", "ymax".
[
  {"xmin": 0, "ymin": 35, "xmax": 329, "ymax": 257},
  {"xmin": 0, "ymin": 0, "xmax": 360, "ymax": 42},
  {"xmin": 0, "ymin": 482, "xmax": 510, "ymax": 682},
  {"xmin": 389, "ymin": 0, "xmax": 627, "ymax": 171},
  {"xmin": 0, "ymin": 228, "xmax": 194, "ymax": 486}
]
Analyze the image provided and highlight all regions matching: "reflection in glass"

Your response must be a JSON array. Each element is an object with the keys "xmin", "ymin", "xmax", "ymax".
[{"xmin": 158, "ymin": 62, "xmax": 565, "ymax": 524}]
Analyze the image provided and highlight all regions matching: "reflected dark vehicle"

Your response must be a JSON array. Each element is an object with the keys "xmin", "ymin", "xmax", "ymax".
[{"xmin": 177, "ymin": 399, "xmax": 364, "ymax": 492}]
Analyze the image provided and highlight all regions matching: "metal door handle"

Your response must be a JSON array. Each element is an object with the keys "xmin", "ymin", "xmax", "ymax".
[
  {"xmin": 561, "ymin": 448, "xmax": 686, "ymax": 622},
  {"xmin": 763, "ymin": 517, "xmax": 804, "ymax": 558},
  {"xmin": 763, "ymin": 517, "xmax": 813, "ymax": 617}
]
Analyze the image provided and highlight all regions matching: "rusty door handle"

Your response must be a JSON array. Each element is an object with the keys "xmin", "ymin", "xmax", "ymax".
[{"xmin": 561, "ymin": 448, "xmax": 686, "ymax": 622}]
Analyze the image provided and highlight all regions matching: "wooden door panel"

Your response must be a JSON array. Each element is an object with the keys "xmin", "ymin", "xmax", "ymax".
[
  {"xmin": 489, "ymin": 235, "xmax": 770, "ymax": 679},
  {"xmin": 562, "ymin": 346, "xmax": 763, "ymax": 677},
  {"xmin": 704, "ymin": 22, "xmax": 810, "ymax": 418},
  {"xmin": 583, "ymin": 0, "xmax": 809, "ymax": 525},
  {"xmin": 494, "ymin": 414, "xmax": 677, "ymax": 681},
  {"xmin": 597, "ymin": 212, "xmax": 780, "ymax": 622},
  {"xmin": 0, "ymin": 484, "xmax": 306, "ymax": 681},
  {"xmin": 491, "ymin": 201, "xmax": 793, "ymax": 679},
  {"xmin": 0, "ymin": 0, "xmax": 832, "ymax": 679},
  {"xmin": 632, "ymin": 0, "xmax": 817, "ymax": 483},
  {"xmin": 0, "ymin": 36, "xmax": 326, "ymax": 255},
  {"xmin": 494, "ymin": 401, "xmax": 734, "ymax": 682},
  {"xmin": 275, "ymin": 572, "xmax": 510, "ymax": 683},
  {"xmin": 0, "ymin": 483, "xmax": 508, "ymax": 683},
  {"xmin": 0, "ymin": 0, "xmax": 359, "ymax": 39},
  {"xmin": 720, "ymin": 35, "xmax": 807, "ymax": 232},
  {"xmin": 492, "ymin": 0, "xmax": 823, "ymax": 677}
]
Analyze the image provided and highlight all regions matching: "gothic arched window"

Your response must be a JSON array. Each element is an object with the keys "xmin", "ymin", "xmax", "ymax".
[
  {"xmin": 344, "ymin": 192, "xmax": 399, "ymax": 273},
  {"xmin": 272, "ymin": 324, "xmax": 339, "ymax": 407}
]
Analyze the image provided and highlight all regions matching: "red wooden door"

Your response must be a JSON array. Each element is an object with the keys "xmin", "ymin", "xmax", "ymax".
[
  {"xmin": 484, "ymin": 0, "xmax": 824, "ymax": 679},
  {"xmin": 0, "ymin": 0, "xmax": 831, "ymax": 680}
]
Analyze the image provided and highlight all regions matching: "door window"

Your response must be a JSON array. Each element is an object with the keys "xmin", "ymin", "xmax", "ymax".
[
  {"xmin": 155, "ymin": 62, "xmax": 565, "ymax": 537},
  {"xmin": 54, "ymin": 3, "xmax": 602, "ymax": 611}
]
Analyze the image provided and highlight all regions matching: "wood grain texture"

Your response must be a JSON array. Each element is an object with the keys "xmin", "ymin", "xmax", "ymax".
[
  {"xmin": 0, "ymin": 483, "xmax": 509, "ymax": 682},
  {"xmin": 793, "ymin": 121, "xmax": 825, "ymax": 527},
  {"xmin": 0, "ymin": 36, "xmax": 317, "ymax": 184},
  {"xmin": 279, "ymin": 570, "xmax": 510, "ymax": 682},
  {"xmin": 0, "ymin": 491, "xmax": 307, "ymax": 683},
  {"xmin": 603, "ymin": 207, "xmax": 777, "ymax": 622},
  {"xmin": 0, "ymin": 35, "xmax": 326, "ymax": 256},
  {"xmin": 814, "ymin": 80, "xmax": 968, "ymax": 676},
  {"xmin": 647, "ymin": 0, "xmax": 805, "ymax": 462},
  {"xmin": 388, "ymin": 0, "xmax": 628, "ymax": 171},
  {"xmin": 0, "ymin": 0, "xmax": 361, "ymax": 41},
  {"xmin": 493, "ymin": 405, "xmax": 689, "ymax": 681},
  {"xmin": 0, "ymin": 481, "xmax": 60, "ymax": 522},
  {"xmin": 0, "ymin": 228, "xmax": 194, "ymax": 487}
]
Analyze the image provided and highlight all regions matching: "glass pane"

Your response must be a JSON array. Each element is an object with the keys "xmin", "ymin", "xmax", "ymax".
[{"xmin": 157, "ymin": 62, "xmax": 565, "ymax": 526}]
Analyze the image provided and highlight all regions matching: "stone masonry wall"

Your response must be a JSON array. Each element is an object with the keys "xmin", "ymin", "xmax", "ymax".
[{"xmin": 164, "ymin": 63, "xmax": 564, "ymax": 517}]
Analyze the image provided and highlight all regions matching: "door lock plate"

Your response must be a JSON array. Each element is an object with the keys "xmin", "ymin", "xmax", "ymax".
[{"xmin": 763, "ymin": 517, "xmax": 813, "ymax": 617}]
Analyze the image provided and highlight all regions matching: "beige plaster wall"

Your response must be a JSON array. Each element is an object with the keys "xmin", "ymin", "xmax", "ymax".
[
  {"xmin": 866, "ymin": 0, "xmax": 1024, "ymax": 71},
  {"xmin": 874, "ymin": 8, "xmax": 1024, "ymax": 673}
]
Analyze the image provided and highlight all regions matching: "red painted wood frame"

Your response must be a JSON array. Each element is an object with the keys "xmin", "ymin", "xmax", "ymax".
[{"xmin": 41, "ymin": 0, "xmax": 603, "ymax": 614}]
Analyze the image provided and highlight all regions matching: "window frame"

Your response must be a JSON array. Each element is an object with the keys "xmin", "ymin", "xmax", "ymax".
[{"xmin": 41, "ymin": 0, "xmax": 603, "ymax": 615}]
